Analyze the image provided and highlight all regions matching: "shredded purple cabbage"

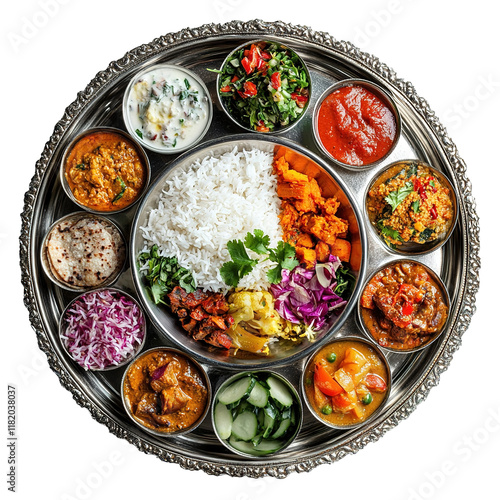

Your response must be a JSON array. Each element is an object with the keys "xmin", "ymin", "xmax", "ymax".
[
  {"xmin": 270, "ymin": 255, "xmax": 347, "ymax": 330},
  {"xmin": 61, "ymin": 289, "xmax": 145, "ymax": 371}
]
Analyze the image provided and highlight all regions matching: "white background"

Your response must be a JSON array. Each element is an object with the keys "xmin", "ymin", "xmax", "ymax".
[{"xmin": 2, "ymin": 1, "xmax": 499, "ymax": 499}]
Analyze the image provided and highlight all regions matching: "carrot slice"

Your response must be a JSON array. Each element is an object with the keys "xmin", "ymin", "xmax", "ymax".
[{"xmin": 314, "ymin": 364, "xmax": 344, "ymax": 397}]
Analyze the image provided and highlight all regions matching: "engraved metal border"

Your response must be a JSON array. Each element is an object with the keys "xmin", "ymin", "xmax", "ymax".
[{"xmin": 19, "ymin": 19, "xmax": 480, "ymax": 478}]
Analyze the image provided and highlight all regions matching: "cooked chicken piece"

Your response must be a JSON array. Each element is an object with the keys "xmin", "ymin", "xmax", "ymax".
[
  {"xmin": 159, "ymin": 386, "xmax": 191, "ymax": 414},
  {"xmin": 150, "ymin": 359, "xmax": 181, "ymax": 392},
  {"xmin": 135, "ymin": 392, "xmax": 158, "ymax": 417}
]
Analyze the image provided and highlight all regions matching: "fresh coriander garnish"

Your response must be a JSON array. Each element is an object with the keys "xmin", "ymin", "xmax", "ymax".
[
  {"xmin": 267, "ymin": 241, "xmax": 299, "ymax": 284},
  {"xmin": 138, "ymin": 245, "xmax": 196, "ymax": 304},
  {"xmin": 112, "ymin": 177, "xmax": 127, "ymax": 203},
  {"xmin": 377, "ymin": 220, "xmax": 403, "ymax": 243},
  {"xmin": 385, "ymin": 181, "xmax": 414, "ymax": 212},
  {"xmin": 244, "ymin": 229, "xmax": 270, "ymax": 255},
  {"xmin": 135, "ymin": 129, "xmax": 143, "ymax": 139},
  {"xmin": 220, "ymin": 229, "xmax": 298, "ymax": 287}
]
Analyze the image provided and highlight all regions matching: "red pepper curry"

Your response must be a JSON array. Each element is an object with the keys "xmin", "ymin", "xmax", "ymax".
[
  {"xmin": 360, "ymin": 261, "xmax": 448, "ymax": 351},
  {"xmin": 317, "ymin": 84, "xmax": 396, "ymax": 166}
]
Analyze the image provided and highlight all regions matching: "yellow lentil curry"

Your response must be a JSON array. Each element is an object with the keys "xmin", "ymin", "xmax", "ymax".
[
  {"xmin": 65, "ymin": 131, "xmax": 146, "ymax": 211},
  {"xmin": 367, "ymin": 162, "xmax": 454, "ymax": 248}
]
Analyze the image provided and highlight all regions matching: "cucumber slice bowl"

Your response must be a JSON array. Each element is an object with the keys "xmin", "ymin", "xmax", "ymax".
[{"xmin": 212, "ymin": 371, "xmax": 302, "ymax": 458}]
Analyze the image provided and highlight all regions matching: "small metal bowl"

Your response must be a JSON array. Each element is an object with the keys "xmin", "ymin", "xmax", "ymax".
[
  {"xmin": 59, "ymin": 287, "xmax": 147, "ymax": 371},
  {"xmin": 357, "ymin": 259, "xmax": 451, "ymax": 354},
  {"xmin": 60, "ymin": 126, "xmax": 151, "ymax": 215},
  {"xmin": 216, "ymin": 39, "xmax": 312, "ymax": 134},
  {"xmin": 365, "ymin": 159, "xmax": 459, "ymax": 255},
  {"xmin": 301, "ymin": 336, "xmax": 391, "ymax": 430},
  {"xmin": 312, "ymin": 78, "xmax": 401, "ymax": 171},
  {"xmin": 40, "ymin": 211, "xmax": 126, "ymax": 292},
  {"xmin": 212, "ymin": 371, "xmax": 302, "ymax": 458},
  {"xmin": 122, "ymin": 64, "xmax": 213, "ymax": 154},
  {"xmin": 121, "ymin": 347, "xmax": 211, "ymax": 437}
]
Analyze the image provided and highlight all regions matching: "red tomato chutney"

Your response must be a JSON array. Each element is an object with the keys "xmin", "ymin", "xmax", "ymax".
[{"xmin": 317, "ymin": 84, "xmax": 397, "ymax": 166}]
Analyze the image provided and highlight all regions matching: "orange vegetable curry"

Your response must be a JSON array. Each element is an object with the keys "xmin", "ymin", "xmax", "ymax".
[
  {"xmin": 65, "ymin": 131, "xmax": 146, "ymax": 211},
  {"xmin": 123, "ymin": 349, "xmax": 208, "ymax": 433},
  {"xmin": 274, "ymin": 154, "xmax": 352, "ymax": 269},
  {"xmin": 304, "ymin": 340, "xmax": 388, "ymax": 427}
]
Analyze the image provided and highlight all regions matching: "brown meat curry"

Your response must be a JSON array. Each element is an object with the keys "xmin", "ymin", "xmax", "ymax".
[
  {"xmin": 360, "ymin": 261, "xmax": 448, "ymax": 350},
  {"xmin": 123, "ymin": 349, "xmax": 208, "ymax": 433}
]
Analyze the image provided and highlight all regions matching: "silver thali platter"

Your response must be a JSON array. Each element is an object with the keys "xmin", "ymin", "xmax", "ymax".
[{"xmin": 20, "ymin": 19, "xmax": 479, "ymax": 477}]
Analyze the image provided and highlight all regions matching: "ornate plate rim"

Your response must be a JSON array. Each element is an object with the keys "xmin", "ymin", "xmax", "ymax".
[{"xmin": 19, "ymin": 19, "xmax": 480, "ymax": 478}]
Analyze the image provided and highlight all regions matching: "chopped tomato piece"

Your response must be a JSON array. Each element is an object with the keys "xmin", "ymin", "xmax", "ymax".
[
  {"xmin": 291, "ymin": 92, "xmax": 308, "ymax": 103},
  {"xmin": 241, "ymin": 57, "xmax": 253, "ymax": 74},
  {"xmin": 231, "ymin": 75, "xmax": 239, "ymax": 83},
  {"xmin": 271, "ymin": 72, "xmax": 281, "ymax": 90},
  {"xmin": 220, "ymin": 85, "xmax": 231, "ymax": 93},
  {"xmin": 365, "ymin": 374, "xmax": 387, "ymax": 393},
  {"xmin": 314, "ymin": 363, "xmax": 344, "ymax": 397},
  {"xmin": 237, "ymin": 81, "xmax": 257, "ymax": 98},
  {"xmin": 260, "ymin": 50, "xmax": 271, "ymax": 60},
  {"xmin": 256, "ymin": 120, "xmax": 270, "ymax": 132}
]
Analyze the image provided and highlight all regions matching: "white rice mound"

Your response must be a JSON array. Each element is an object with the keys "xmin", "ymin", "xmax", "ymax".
[{"xmin": 141, "ymin": 147, "xmax": 283, "ymax": 292}]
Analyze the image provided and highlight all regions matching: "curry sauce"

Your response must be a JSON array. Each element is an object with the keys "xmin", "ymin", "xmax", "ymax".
[
  {"xmin": 360, "ymin": 261, "xmax": 448, "ymax": 350},
  {"xmin": 304, "ymin": 340, "xmax": 389, "ymax": 427},
  {"xmin": 123, "ymin": 349, "xmax": 208, "ymax": 433},
  {"xmin": 65, "ymin": 130, "xmax": 146, "ymax": 212}
]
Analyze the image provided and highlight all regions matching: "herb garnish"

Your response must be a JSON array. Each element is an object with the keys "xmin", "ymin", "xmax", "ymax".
[
  {"xmin": 385, "ymin": 181, "xmax": 414, "ymax": 212},
  {"xmin": 266, "ymin": 241, "xmax": 299, "ymax": 284},
  {"xmin": 112, "ymin": 177, "xmax": 127, "ymax": 203},
  {"xmin": 138, "ymin": 245, "xmax": 196, "ymax": 305},
  {"xmin": 334, "ymin": 266, "xmax": 356, "ymax": 299},
  {"xmin": 135, "ymin": 129, "xmax": 143, "ymax": 139},
  {"xmin": 75, "ymin": 163, "xmax": 86, "ymax": 170},
  {"xmin": 377, "ymin": 220, "xmax": 403, "ymax": 245},
  {"xmin": 220, "ymin": 229, "xmax": 298, "ymax": 287},
  {"xmin": 411, "ymin": 199, "xmax": 420, "ymax": 213}
]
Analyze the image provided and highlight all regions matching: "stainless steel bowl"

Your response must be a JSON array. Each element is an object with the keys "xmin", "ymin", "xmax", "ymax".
[
  {"xmin": 212, "ymin": 370, "xmax": 302, "ymax": 458},
  {"xmin": 357, "ymin": 259, "xmax": 451, "ymax": 354},
  {"xmin": 364, "ymin": 159, "xmax": 459, "ymax": 255},
  {"xmin": 59, "ymin": 287, "xmax": 147, "ymax": 371},
  {"xmin": 216, "ymin": 39, "xmax": 312, "ymax": 134},
  {"xmin": 40, "ymin": 211, "xmax": 126, "ymax": 292},
  {"xmin": 130, "ymin": 135, "xmax": 367, "ymax": 369},
  {"xmin": 121, "ymin": 347, "xmax": 211, "ymax": 437},
  {"xmin": 122, "ymin": 64, "xmax": 213, "ymax": 155},
  {"xmin": 301, "ymin": 335, "xmax": 391, "ymax": 430},
  {"xmin": 60, "ymin": 126, "xmax": 151, "ymax": 215},
  {"xmin": 312, "ymin": 78, "xmax": 401, "ymax": 171}
]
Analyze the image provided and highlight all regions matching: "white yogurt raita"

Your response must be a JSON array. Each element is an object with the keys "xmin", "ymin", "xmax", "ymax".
[{"xmin": 125, "ymin": 65, "xmax": 211, "ymax": 153}]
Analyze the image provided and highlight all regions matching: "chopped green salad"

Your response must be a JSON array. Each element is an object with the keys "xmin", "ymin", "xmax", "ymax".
[{"xmin": 213, "ymin": 41, "xmax": 310, "ymax": 132}]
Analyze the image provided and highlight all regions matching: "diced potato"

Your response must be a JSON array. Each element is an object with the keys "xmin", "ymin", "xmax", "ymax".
[
  {"xmin": 315, "ymin": 241, "xmax": 330, "ymax": 262},
  {"xmin": 329, "ymin": 238, "xmax": 351, "ymax": 262},
  {"xmin": 277, "ymin": 182, "xmax": 309, "ymax": 200},
  {"xmin": 333, "ymin": 367, "xmax": 355, "ymax": 393},
  {"xmin": 295, "ymin": 246, "xmax": 316, "ymax": 269},
  {"xmin": 305, "ymin": 215, "xmax": 338, "ymax": 245},
  {"xmin": 296, "ymin": 233, "xmax": 315, "ymax": 248}
]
